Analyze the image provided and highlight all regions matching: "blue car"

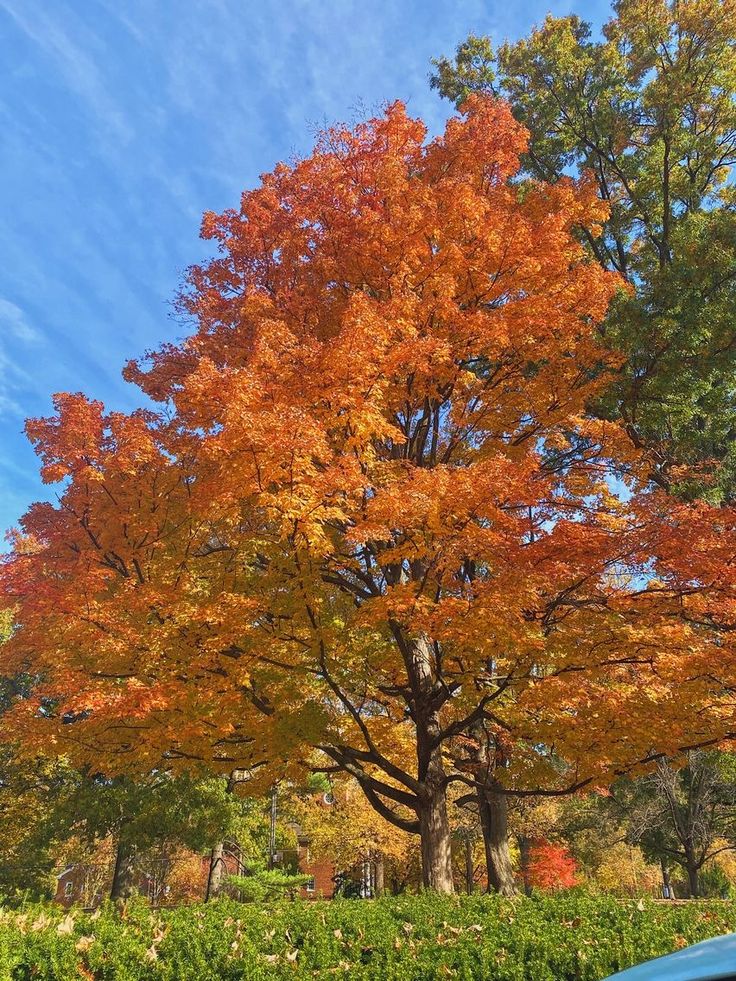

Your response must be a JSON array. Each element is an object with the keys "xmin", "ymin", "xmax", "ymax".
[{"xmin": 604, "ymin": 933, "xmax": 736, "ymax": 979}]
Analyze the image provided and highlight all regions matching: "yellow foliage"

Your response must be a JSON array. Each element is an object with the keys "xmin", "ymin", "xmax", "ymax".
[{"xmin": 592, "ymin": 842, "xmax": 662, "ymax": 897}]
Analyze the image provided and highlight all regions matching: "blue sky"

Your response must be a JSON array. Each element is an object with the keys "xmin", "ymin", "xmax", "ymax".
[{"xmin": 0, "ymin": 0, "xmax": 610, "ymax": 538}]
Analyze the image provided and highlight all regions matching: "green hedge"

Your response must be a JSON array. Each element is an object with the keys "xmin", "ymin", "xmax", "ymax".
[{"xmin": 1, "ymin": 892, "xmax": 735, "ymax": 980}]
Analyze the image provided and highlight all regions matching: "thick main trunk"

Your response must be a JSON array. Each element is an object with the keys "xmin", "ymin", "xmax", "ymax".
[
  {"xmin": 418, "ymin": 779, "xmax": 454, "ymax": 893},
  {"xmin": 411, "ymin": 633, "xmax": 454, "ymax": 894},
  {"xmin": 468, "ymin": 719, "xmax": 515, "ymax": 897},
  {"xmin": 479, "ymin": 784, "xmax": 516, "ymax": 896},
  {"xmin": 110, "ymin": 836, "xmax": 136, "ymax": 901},
  {"xmin": 205, "ymin": 841, "xmax": 226, "ymax": 901}
]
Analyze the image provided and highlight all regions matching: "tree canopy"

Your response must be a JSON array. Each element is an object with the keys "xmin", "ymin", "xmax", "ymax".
[{"xmin": 4, "ymin": 94, "xmax": 736, "ymax": 893}]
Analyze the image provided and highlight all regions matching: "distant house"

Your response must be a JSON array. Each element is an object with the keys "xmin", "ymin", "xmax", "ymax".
[
  {"xmin": 279, "ymin": 829, "xmax": 336, "ymax": 900},
  {"xmin": 55, "ymin": 865, "xmax": 105, "ymax": 909},
  {"xmin": 54, "ymin": 861, "xmax": 172, "ymax": 908}
]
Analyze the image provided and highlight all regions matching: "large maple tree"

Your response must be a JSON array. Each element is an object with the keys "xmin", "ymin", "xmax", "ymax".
[{"xmin": 4, "ymin": 96, "xmax": 736, "ymax": 892}]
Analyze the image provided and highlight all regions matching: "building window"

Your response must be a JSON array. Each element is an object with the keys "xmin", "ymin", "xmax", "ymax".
[
  {"xmin": 305, "ymin": 876, "xmax": 315, "ymax": 892},
  {"xmin": 64, "ymin": 880, "xmax": 74, "ymax": 898}
]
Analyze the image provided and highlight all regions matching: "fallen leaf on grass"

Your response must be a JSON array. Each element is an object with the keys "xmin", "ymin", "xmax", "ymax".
[
  {"xmin": 57, "ymin": 914, "xmax": 75, "ymax": 936},
  {"xmin": 31, "ymin": 913, "xmax": 52, "ymax": 932}
]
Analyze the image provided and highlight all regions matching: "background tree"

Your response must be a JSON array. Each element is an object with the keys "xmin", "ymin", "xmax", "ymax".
[
  {"xmin": 449, "ymin": 796, "xmax": 486, "ymax": 895},
  {"xmin": 47, "ymin": 771, "xmax": 242, "ymax": 901},
  {"xmin": 551, "ymin": 754, "xmax": 736, "ymax": 897},
  {"xmin": 524, "ymin": 840, "xmax": 579, "ymax": 891},
  {"xmin": 550, "ymin": 791, "xmax": 633, "ymax": 891},
  {"xmin": 291, "ymin": 775, "xmax": 414, "ymax": 897},
  {"xmin": 591, "ymin": 841, "xmax": 663, "ymax": 897},
  {"xmin": 0, "ymin": 736, "xmax": 73, "ymax": 897},
  {"xmin": 0, "ymin": 616, "xmax": 79, "ymax": 898},
  {"xmin": 617, "ymin": 752, "xmax": 736, "ymax": 897},
  {"xmin": 432, "ymin": 0, "xmax": 736, "ymax": 501}
]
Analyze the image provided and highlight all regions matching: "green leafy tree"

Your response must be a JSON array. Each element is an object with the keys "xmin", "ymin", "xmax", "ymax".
[
  {"xmin": 0, "ymin": 619, "xmax": 77, "ymax": 897},
  {"xmin": 205, "ymin": 780, "xmax": 300, "ymax": 901},
  {"xmin": 432, "ymin": 0, "xmax": 736, "ymax": 500},
  {"xmin": 572, "ymin": 753, "xmax": 736, "ymax": 898},
  {"xmin": 225, "ymin": 868, "xmax": 309, "ymax": 903},
  {"xmin": 54, "ymin": 771, "xmax": 245, "ymax": 901},
  {"xmin": 0, "ymin": 735, "xmax": 74, "ymax": 896}
]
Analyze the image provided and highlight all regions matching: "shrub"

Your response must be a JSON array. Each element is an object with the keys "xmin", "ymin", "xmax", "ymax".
[
  {"xmin": 0, "ymin": 892, "xmax": 735, "ymax": 979},
  {"xmin": 526, "ymin": 842, "xmax": 579, "ymax": 891},
  {"xmin": 226, "ymin": 869, "xmax": 310, "ymax": 902}
]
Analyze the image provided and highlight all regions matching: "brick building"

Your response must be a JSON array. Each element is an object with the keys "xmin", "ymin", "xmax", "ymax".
[{"xmin": 283, "ymin": 829, "xmax": 336, "ymax": 900}]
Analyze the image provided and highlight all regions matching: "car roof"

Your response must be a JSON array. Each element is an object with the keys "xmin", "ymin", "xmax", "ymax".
[{"xmin": 606, "ymin": 933, "xmax": 736, "ymax": 980}]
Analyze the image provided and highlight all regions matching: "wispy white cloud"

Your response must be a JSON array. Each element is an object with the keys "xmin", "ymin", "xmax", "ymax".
[
  {"xmin": 0, "ymin": 297, "xmax": 38, "ymax": 343},
  {"xmin": 0, "ymin": 298, "xmax": 39, "ymax": 420},
  {"xmin": 0, "ymin": 0, "xmax": 135, "ymax": 144}
]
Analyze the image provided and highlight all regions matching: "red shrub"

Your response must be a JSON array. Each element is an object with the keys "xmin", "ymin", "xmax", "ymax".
[{"xmin": 526, "ymin": 840, "xmax": 579, "ymax": 890}]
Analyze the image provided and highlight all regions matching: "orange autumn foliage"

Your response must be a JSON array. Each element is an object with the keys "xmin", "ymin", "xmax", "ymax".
[{"xmin": 4, "ymin": 96, "xmax": 736, "ymax": 891}]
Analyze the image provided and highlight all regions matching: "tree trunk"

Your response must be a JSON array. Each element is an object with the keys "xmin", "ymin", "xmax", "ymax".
[
  {"xmin": 206, "ymin": 770, "xmax": 245, "ymax": 900},
  {"xmin": 464, "ymin": 836, "xmax": 475, "ymax": 894},
  {"xmin": 685, "ymin": 852, "xmax": 700, "ymax": 898},
  {"xmin": 411, "ymin": 633, "xmax": 454, "ymax": 894},
  {"xmin": 418, "ymin": 775, "xmax": 454, "ymax": 893},
  {"xmin": 205, "ymin": 840, "xmax": 226, "ymax": 901},
  {"xmin": 373, "ymin": 851, "xmax": 385, "ymax": 898},
  {"xmin": 468, "ymin": 718, "xmax": 515, "ymax": 897},
  {"xmin": 517, "ymin": 835, "xmax": 533, "ymax": 897},
  {"xmin": 110, "ymin": 836, "xmax": 136, "ymax": 901},
  {"xmin": 479, "ymin": 784, "xmax": 516, "ymax": 896}
]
